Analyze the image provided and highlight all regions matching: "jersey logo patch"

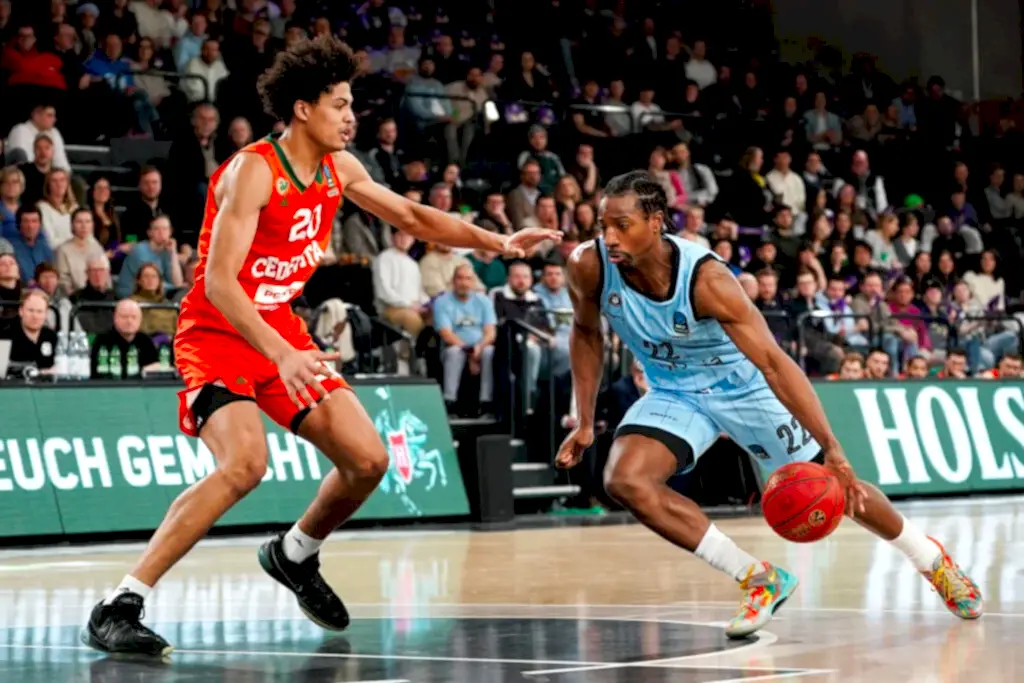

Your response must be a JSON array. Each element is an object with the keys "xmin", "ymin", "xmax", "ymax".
[
  {"xmin": 254, "ymin": 282, "xmax": 305, "ymax": 306},
  {"xmin": 276, "ymin": 177, "xmax": 289, "ymax": 195},
  {"xmin": 323, "ymin": 164, "xmax": 340, "ymax": 197},
  {"xmin": 672, "ymin": 312, "xmax": 689, "ymax": 336}
]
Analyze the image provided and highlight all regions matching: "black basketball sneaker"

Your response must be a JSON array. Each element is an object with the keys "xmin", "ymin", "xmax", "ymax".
[
  {"xmin": 81, "ymin": 593, "xmax": 173, "ymax": 656},
  {"xmin": 257, "ymin": 534, "xmax": 350, "ymax": 631}
]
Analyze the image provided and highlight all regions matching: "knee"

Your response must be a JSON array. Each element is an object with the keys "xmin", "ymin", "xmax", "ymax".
[
  {"xmin": 218, "ymin": 444, "xmax": 267, "ymax": 497},
  {"xmin": 347, "ymin": 446, "xmax": 389, "ymax": 483},
  {"xmin": 603, "ymin": 465, "xmax": 655, "ymax": 510}
]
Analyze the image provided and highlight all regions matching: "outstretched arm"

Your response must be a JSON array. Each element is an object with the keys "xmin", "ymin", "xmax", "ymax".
[
  {"xmin": 334, "ymin": 151, "xmax": 559, "ymax": 256},
  {"xmin": 555, "ymin": 242, "xmax": 605, "ymax": 468},
  {"xmin": 692, "ymin": 259, "xmax": 865, "ymax": 512}
]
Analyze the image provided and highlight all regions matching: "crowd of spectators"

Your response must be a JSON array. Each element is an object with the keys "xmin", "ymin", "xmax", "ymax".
[{"xmin": 1, "ymin": 0, "xmax": 1022, "ymax": 411}]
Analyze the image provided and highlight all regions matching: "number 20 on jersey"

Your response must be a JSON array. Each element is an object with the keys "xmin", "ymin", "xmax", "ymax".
[{"xmin": 288, "ymin": 205, "xmax": 323, "ymax": 242}]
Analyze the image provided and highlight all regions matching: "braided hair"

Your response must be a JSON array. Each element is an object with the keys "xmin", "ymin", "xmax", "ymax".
[{"xmin": 603, "ymin": 170, "xmax": 669, "ymax": 223}]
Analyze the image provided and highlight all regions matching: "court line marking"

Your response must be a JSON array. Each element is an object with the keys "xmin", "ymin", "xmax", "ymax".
[
  {"xmin": 335, "ymin": 601, "xmax": 1024, "ymax": 619},
  {"xmin": 521, "ymin": 631, "xmax": 779, "ymax": 677},
  {"xmin": 0, "ymin": 643, "xmax": 780, "ymax": 671},
  {"xmin": 656, "ymin": 604, "xmax": 1024, "ymax": 619},
  {"xmin": 0, "ymin": 492, "xmax": 1017, "ymax": 558},
  {"xmin": 0, "ymin": 644, "xmax": 606, "ymax": 668},
  {"xmin": 702, "ymin": 670, "xmax": 834, "ymax": 683},
  {"xmin": 0, "ymin": 615, "xmax": 776, "ymax": 670}
]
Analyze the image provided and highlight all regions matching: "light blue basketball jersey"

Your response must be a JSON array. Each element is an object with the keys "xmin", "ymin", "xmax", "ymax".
[
  {"xmin": 596, "ymin": 234, "xmax": 759, "ymax": 394},
  {"xmin": 596, "ymin": 234, "xmax": 821, "ymax": 474}
]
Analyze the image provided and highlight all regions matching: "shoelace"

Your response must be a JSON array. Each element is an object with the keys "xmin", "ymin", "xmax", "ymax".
[
  {"xmin": 110, "ymin": 597, "xmax": 145, "ymax": 623},
  {"xmin": 932, "ymin": 562, "xmax": 975, "ymax": 604},
  {"xmin": 733, "ymin": 566, "xmax": 775, "ymax": 621},
  {"xmin": 109, "ymin": 599, "xmax": 160, "ymax": 638}
]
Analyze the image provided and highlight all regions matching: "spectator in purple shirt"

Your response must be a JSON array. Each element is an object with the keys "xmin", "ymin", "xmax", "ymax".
[
  {"xmin": 948, "ymin": 187, "xmax": 979, "ymax": 229},
  {"xmin": 888, "ymin": 278, "xmax": 932, "ymax": 359}
]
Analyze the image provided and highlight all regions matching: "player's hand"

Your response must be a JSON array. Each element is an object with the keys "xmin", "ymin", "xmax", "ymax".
[
  {"xmin": 276, "ymin": 348, "xmax": 341, "ymax": 409},
  {"xmin": 503, "ymin": 228, "xmax": 562, "ymax": 258},
  {"xmin": 555, "ymin": 424, "xmax": 594, "ymax": 469},
  {"xmin": 823, "ymin": 445, "xmax": 867, "ymax": 517}
]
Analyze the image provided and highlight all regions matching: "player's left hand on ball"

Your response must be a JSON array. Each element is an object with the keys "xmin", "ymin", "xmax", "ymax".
[
  {"xmin": 503, "ymin": 228, "xmax": 562, "ymax": 258},
  {"xmin": 823, "ymin": 446, "xmax": 867, "ymax": 517}
]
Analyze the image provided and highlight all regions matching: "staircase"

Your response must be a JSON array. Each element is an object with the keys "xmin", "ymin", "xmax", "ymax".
[{"xmin": 66, "ymin": 143, "xmax": 137, "ymax": 207}]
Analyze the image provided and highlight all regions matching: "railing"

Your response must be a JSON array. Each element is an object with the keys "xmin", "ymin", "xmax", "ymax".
[
  {"xmin": 72, "ymin": 299, "xmax": 180, "ymax": 347},
  {"xmin": 794, "ymin": 310, "xmax": 878, "ymax": 370},
  {"xmin": 399, "ymin": 91, "xmax": 481, "ymax": 119},
  {"xmin": 132, "ymin": 68, "xmax": 209, "ymax": 103},
  {"xmin": 964, "ymin": 313, "xmax": 1024, "ymax": 355},
  {"xmin": 791, "ymin": 309, "xmax": 1024, "ymax": 370},
  {"xmin": 504, "ymin": 317, "xmax": 557, "ymax": 450}
]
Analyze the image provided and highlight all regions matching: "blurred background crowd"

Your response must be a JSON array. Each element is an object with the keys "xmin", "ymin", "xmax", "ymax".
[{"xmin": 1, "ymin": 0, "xmax": 1022, "ymax": 440}]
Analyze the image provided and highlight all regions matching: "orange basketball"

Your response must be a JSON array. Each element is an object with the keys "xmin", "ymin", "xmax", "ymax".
[{"xmin": 762, "ymin": 461, "xmax": 845, "ymax": 543}]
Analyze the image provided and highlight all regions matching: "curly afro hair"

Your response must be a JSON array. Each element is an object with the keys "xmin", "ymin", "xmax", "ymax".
[{"xmin": 257, "ymin": 34, "xmax": 356, "ymax": 123}]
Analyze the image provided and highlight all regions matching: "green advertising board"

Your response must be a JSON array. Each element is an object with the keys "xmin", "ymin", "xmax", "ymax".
[
  {"xmin": 0, "ymin": 381, "xmax": 470, "ymax": 539},
  {"xmin": 816, "ymin": 381, "xmax": 1024, "ymax": 496}
]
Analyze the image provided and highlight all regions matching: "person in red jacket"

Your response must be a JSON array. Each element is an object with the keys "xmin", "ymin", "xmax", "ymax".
[
  {"xmin": 0, "ymin": 25, "xmax": 66, "ymax": 90},
  {"xmin": 978, "ymin": 352, "xmax": 1022, "ymax": 379}
]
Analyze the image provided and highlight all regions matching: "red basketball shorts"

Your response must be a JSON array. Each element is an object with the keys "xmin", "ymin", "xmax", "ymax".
[{"xmin": 173, "ymin": 315, "xmax": 350, "ymax": 437}]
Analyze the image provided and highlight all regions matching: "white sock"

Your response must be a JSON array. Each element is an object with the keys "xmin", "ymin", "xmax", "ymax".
[
  {"xmin": 104, "ymin": 575, "xmax": 152, "ymax": 605},
  {"xmin": 890, "ymin": 515, "xmax": 942, "ymax": 572},
  {"xmin": 694, "ymin": 524, "xmax": 761, "ymax": 581},
  {"xmin": 281, "ymin": 524, "xmax": 324, "ymax": 564}
]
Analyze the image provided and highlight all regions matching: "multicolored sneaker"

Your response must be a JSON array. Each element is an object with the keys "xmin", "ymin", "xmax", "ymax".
[
  {"xmin": 724, "ymin": 562, "xmax": 799, "ymax": 639},
  {"xmin": 922, "ymin": 537, "xmax": 983, "ymax": 619}
]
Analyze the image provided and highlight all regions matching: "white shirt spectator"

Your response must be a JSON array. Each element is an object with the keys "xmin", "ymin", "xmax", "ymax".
[
  {"xmin": 6, "ymin": 122, "xmax": 69, "ymax": 170},
  {"xmin": 183, "ymin": 53, "xmax": 229, "ymax": 102},
  {"xmin": 630, "ymin": 101, "xmax": 665, "ymax": 133},
  {"xmin": 36, "ymin": 201, "xmax": 73, "ymax": 250},
  {"xmin": 765, "ymin": 168, "xmax": 807, "ymax": 214},
  {"xmin": 373, "ymin": 246, "xmax": 427, "ymax": 311},
  {"xmin": 685, "ymin": 57, "xmax": 717, "ymax": 90},
  {"xmin": 963, "ymin": 270, "xmax": 1005, "ymax": 310},
  {"xmin": 130, "ymin": 0, "xmax": 177, "ymax": 49}
]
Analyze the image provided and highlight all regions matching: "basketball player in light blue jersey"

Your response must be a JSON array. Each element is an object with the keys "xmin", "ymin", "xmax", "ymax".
[{"xmin": 556, "ymin": 170, "xmax": 982, "ymax": 637}]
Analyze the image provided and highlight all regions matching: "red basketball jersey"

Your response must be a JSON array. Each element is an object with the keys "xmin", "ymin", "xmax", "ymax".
[{"xmin": 177, "ymin": 136, "xmax": 343, "ymax": 336}]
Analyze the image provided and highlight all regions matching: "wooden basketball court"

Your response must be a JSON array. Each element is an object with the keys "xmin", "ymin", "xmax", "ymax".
[{"xmin": 0, "ymin": 496, "xmax": 1018, "ymax": 682}]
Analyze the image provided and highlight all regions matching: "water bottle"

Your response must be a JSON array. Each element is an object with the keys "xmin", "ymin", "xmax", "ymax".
[
  {"xmin": 75, "ymin": 332, "xmax": 91, "ymax": 380},
  {"xmin": 126, "ymin": 345, "xmax": 140, "ymax": 378},
  {"xmin": 158, "ymin": 345, "xmax": 171, "ymax": 371},
  {"xmin": 97, "ymin": 346, "xmax": 110, "ymax": 378},
  {"xmin": 109, "ymin": 346, "xmax": 122, "ymax": 379},
  {"xmin": 54, "ymin": 332, "xmax": 70, "ymax": 380}
]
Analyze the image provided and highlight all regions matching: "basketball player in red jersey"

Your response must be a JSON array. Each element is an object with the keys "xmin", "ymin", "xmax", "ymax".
[{"xmin": 82, "ymin": 36, "xmax": 560, "ymax": 656}]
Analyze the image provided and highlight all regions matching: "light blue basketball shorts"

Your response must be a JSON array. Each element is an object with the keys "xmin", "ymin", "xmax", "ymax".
[{"xmin": 614, "ymin": 378, "xmax": 821, "ymax": 475}]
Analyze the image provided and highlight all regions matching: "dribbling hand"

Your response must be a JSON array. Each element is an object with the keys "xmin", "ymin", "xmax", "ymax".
[
  {"xmin": 822, "ymin": 444, "xmax": 868, "ymax": 517},
  {"xmin": 276, "ymin": 348, "xmax": 341, "ymax": 409},
  {"xmin": 555, "ymin": 424, "xmax": 594, "ymax": 469}
]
